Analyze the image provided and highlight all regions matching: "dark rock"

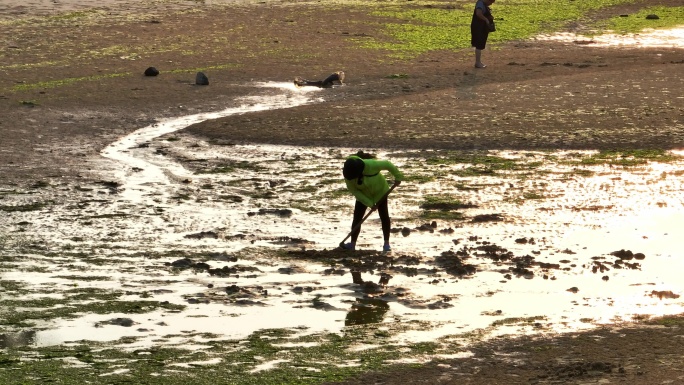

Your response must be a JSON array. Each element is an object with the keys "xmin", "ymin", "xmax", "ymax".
[
  {"xmin": 312, "ymin": 298, "xmax": 339, "ymax": 310},
  {"xmin": 187, "ymin": 298, "xmax": 209, "ymax": 304},
  {"xmin": 323, "ymin": 268, "xmax": 345, "ymax": 275},
  {"xmin": 511, "ymin": 266, "xmax": 535, "ymax": 279},
  {"xmin": 292, "ymin": 286, "xmax": 314, "ymax": 294},
  {"xmin": 434, "ymin": 250, "xmax": 477, "ymax": 277},
  {"xmin": 650, "ymin": 290, "xmax": 680, "ymax": 299},
  {"xmin": 184, "ymin": 230, "xmax": 218, "ymax": 239},
  {"xmin": 611, "ymin": 249, "xmax": 634, "ymax": 260},
  {"xmin": 362, "ymin": 281, "xmax": 384, "ymax": 294},
  {"xmin": 209, "ymin": 265, "xmax": 260, "ymax": 277},
  {"xmin": 96, "ymin": 317, "xmax": 135, "ymax": 327},
  {"xmin": 471, "ymin": 213, "xmax": 504, "ymax": 222},
  {"xmin": 207, "ymin": 252, "xmax": 238, "ymax": 262},
  {"xmin": 144, "ymin": 67, "xmax": 159, "ymax": 76},
  {"xmin": 194, "ymin": 262, "xmax": 211, "ymax": 270},
  {"xmin": 427, "ymin": 300, "xmax": 454, "ymax": 309},
  {"xmin": 168, "ymin": 258, "xmax": 194, "ymax": 268},
  {"xmin": 645, "ymin": 14, "xmax": 659, "ymax": 20},
  {"xmin": 416, "ymin": 223, "xmax": 435, "ymax": 232},
  {"xmin": 234, "ymin": 299, "xmax": 266, "ymax": 306},
  {"xmin": 278, "ymin": 266, "xmax": 306, "ymax": 274},
  {"xmin": 248, "ymin": 208, "xmax": 293, "ymax": 217},
  {"xmin": 537, "ymin": 262, "xmax": 560, "ymax": 269},
  {"xmin": 476, "ymin": 244, "xmax": 514, "ymax": 261},
  {"xmin": 195, "ymin": 72, "xmax": 209, "ymax": 85}
]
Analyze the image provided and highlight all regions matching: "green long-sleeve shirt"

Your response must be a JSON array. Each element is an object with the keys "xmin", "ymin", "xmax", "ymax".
[{"xmin": 344, "ymin": 156, "xmax": 404, "ymax": 207}]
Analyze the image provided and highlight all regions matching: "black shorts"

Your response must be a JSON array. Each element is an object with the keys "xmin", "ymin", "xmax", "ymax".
[{"xmin": 471, "ymin": 24, "xmax": 489, "ymax": 50}]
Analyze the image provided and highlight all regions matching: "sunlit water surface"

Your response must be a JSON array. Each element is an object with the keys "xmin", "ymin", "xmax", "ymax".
[{"xmin": 536, "ymin": 26, "xmax": 684, "ymax": 48}]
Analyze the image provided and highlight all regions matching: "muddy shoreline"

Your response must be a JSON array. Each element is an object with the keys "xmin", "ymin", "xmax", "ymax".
[{"xmin": 2, "ymin": 1, "xmax": 683, "ymax": 185}]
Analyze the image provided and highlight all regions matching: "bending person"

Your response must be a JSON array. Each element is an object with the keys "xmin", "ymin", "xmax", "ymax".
[{"xmin": 342, "ymin": 151, "xmax": 404, "ymax": 252}]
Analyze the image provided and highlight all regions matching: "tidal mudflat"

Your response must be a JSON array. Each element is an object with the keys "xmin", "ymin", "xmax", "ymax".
[{"xmin": 1, "ymin": 81, "xmax": 683, "ymax": 382}]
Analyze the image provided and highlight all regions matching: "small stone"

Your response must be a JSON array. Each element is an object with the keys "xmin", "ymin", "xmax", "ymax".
[
  {"xmin": 196, "ymin": 72, "xmax": 209, "ymax": 85},
  {"xmin": 144, "ymin": 67, "xmax": 159, "ymax": 76}
]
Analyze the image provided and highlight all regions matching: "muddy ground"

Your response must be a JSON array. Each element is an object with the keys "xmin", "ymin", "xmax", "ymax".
[{"xmin": 1, "ymin": 0, "xmax": 684, "ymax": 384}]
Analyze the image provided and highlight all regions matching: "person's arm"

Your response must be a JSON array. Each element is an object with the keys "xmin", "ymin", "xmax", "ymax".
[
  {"xmin": 374, "ymin": 160, "xmax": 404, "ymax": 183},
  {"xmin": 475, "ymin": 8, "xmax": 491, "ymax": 25}
]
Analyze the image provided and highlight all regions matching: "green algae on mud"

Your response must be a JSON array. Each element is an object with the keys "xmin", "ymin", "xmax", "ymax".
[
  {"xmin": 418, "ymin": 195, "xmax": 471, "ymax": 220},
  {"xmin": 363, "ymin": 0, "xmax": 650, "ymax": 56},
  {"xmin": 0, "ymin": 296, "xmax": 185, "ymax": 328},
  {"xmin": 3, "ymin": 0, "xmax": 681, "ymax": 98},
  {"xmin": 649, "ymin": 315, "xmax": 684, "ymax": 327},
  {"xmin": 10, "ymin": 73, "xmax": 131, "ymax": 92},
  {"xmin": 601, "ymin": 5, "xmax": 684, "ymax": 33},
  {"xmin": 0, "ymin": 322, "xmax": 472, "ymax": 385},
  {"xmin": 579, "ymin": 149, "xmax": 683, "ymax": 166}
]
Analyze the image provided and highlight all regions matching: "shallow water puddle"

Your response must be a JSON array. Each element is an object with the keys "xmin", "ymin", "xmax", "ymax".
[
  {"xmin": 536, "ymin": 26, "xmax": 684, "ymax": 48},
  {"xmin": 1, "ymin": 84, "xmax": 684, "ymax": 362}
]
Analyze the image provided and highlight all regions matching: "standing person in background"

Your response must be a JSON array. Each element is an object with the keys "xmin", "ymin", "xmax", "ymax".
[
  {"xmin": 471, "ymin": 0, "xmax": 495, "ymax": 68},
  {"xmin": 342, "ymin": 152, "xmax": 404, "ymax": 253}
]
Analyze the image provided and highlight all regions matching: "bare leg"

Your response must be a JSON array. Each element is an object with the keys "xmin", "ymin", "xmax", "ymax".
[
  {"xmin": 376, "ymin": 197, "xmax": 391, "ymax": 251},
  {"xmin": 349, "ymin": 200, "xmax": 367, "ymax": 245},
  {"xmin": 475, "ymin": 49, "xmax": 486, "ymax": 68}
]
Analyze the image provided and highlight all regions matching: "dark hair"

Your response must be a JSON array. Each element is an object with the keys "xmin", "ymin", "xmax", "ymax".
[
  {"xmin": 343, "ymin": 158, "xmax": 365, "ymax": 182},
  {"xmin": 355, "ymin": 150, "xmax": 376, "ymax": 159}
]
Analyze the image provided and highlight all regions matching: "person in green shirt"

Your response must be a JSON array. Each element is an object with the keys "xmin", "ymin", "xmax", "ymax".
[{"xmin": 342, "ymin": 152, "xmax": 404, "ymax": 252}]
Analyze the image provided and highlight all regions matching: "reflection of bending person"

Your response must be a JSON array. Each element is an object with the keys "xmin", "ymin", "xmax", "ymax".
[
  {"xmin": 294, "ymin": 71, "xmax": 345, "ymax": 88},
  {"xmin": 345, "ymin": 297, "xmax": 390, "ymax": 326}
]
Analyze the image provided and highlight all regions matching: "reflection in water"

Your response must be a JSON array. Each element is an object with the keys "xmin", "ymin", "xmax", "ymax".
[
  {"xmin": 346, "ymin": 298, "xmax": 390, "ymax": 326},
  {"xmin": 535, "ymin": 26, "xmax": 684, "ymax": 48}
]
